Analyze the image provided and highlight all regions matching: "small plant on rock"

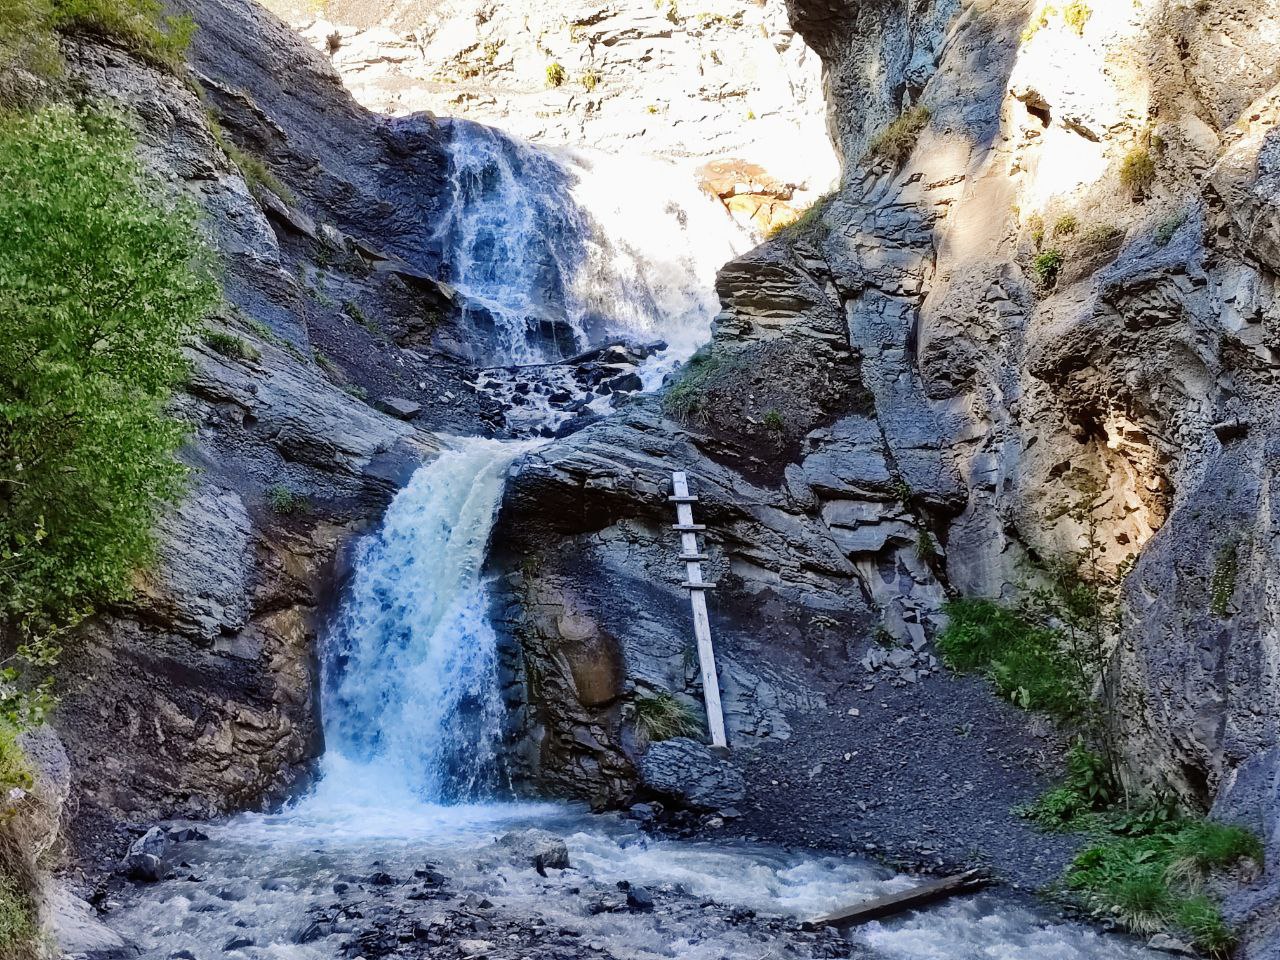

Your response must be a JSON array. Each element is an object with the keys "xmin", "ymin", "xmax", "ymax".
[
  {"xmin": 762, "ymin": 408, "xmax": 784, "ymax": 432},
  {"xmin": 1155, "ymin": 208, "xmax": 1189, "ymax": 247},
  {"xmin": 1032, "ymin": 247, "xmax": 1064, "ymax": 286},
  {"xmin": 866, "ymin": 104, "xmax": 931, "ymax": 168},
  {"xmin": 266, "ymin": 484, "xmax": 309, "ymax": 516},
  {"xmin": 633, "ymin": 691, "xmax": 702, "ymax": 743},
  {"xmin": 1053, "ymin": 213, "xmax": 1078, "ymax": 237},
  {"xmin": 203, "ymin": 330, "xmax": 259, "ymax": 361},
  {"xmin": 580, "ymin": 69, "xmax": 599, "ymax": 92},
  {"xmin": 545, "ymin": 61, "xmax": 566, "ymax": 88},
  {"xmin": 1062, "ymin": 1, "xmax": 1091, "ymax": 35},
  {"xmin": 1120, "ymin": 146, "xmax": 1156, "ymax": 197}
]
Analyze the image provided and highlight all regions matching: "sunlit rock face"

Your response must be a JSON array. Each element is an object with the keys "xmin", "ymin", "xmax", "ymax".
[{"xmin": 262, "ymin": 0, "xmax": 838, "ymax": 233}]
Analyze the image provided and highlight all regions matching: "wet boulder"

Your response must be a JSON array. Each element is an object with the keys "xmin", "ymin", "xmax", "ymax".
[
  {"xmin": 495, "ymin": 828, "xmax": 570, "ymax": 870},
  {"xmin": 638, "ymin": 737, "xmax": 746, "ymax": 811}
]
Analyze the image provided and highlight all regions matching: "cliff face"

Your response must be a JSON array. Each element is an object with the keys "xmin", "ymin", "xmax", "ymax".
[{"xmin": 492, "ymin": 0, "xmax": 1280, "ymax": 950}]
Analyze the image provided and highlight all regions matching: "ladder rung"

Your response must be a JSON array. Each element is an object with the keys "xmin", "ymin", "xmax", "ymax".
[
  {"xmin": 672, "ymin": 523, "xmax": 706, "ymax": 532},
  {"xmin": 668, "ymin": 495, "xmax": 699, "ymax": 503},
  {"xmin": 679, "ymin": 553, "xmax": 709, "ymax": 561},
  {"xmin": 682, "ymin": 581, "xmax": 717, "ymax": 589}
]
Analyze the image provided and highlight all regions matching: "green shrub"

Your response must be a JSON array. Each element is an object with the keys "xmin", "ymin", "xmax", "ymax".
[
  {"xmin": 266, "ymin": 484, "xmax": 309, "ymax": 516},
  {"xmin": 545, "ymin": 61, "xmax": 565, "ymax": 88},
  {"xmin": 662, "ymin": 347, "xmax": 745, "ymax": 424},
  {"xmin": 1066, "ymin": 818, "xmax": 1258, "ymax": 955},
  {"xmin": 0, "ymin": 726, "xmax": 31, "ymax": 792},
  {"xmin": 203, "ymin": 330, "xmax": 260, "ymax": 361},
  {"xmin": 634, "ymin": 691, "xmax": 702, "ymax": 742},
  {"xmin": 1027, "ymin": 212, "xmax": 1045, "ymax": 247},
  {"xmin": 762, "ymin": 409, "xmax": 784, "ymax": 432},
  {"xmin": 1032, "ymin": 248, "xmax": 1064, "ymax": 286},
  {"xmin": 1120, "ymin": 146, "xmax": 1156, "ymax": 196},
  {"xmin": 50, "ymin": 0, "xmax": 195, "ymax": 71},
  {"xmin": 1062, "ymin": 1, "xmax": 1091, "ymax": 35},
  {"xmin": 1053, "ymin": 213, "xmax": 1078, "ymax": 237},
  {"xmin": 937, "ymin": 598, "xmax": 1086, "ymax": 717},
  {"xmin": 0, "ymin": 870, "xmax": 37, "ymax": 958},
  {"xmin": 0, "ymin": 108, "xmax": 217, "ymax": 707},
  {"xmin": 580, "ymin": 69, "xmax": 599, "ymax": 92},
  {"xmin": 866, "ymin": 105, "xmax": 930, "ymax": 167}
]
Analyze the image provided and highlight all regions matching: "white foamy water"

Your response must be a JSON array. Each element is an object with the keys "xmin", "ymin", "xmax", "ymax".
[{"xmin": 437, "ymin": 122, "xmax": 746, "ymax": 384}]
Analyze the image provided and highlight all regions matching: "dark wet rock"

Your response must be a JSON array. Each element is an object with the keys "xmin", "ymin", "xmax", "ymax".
[
  {"xmin": 639, "ymin": 738, "xmax": 747, "ymax": 811},
  {"xmin": 222, "ymin": 937, "xmax": 254, "ymax": 951},
  {"xmin": 376, "ymin": 397, "xmax": 422, "ymax": 420},
  {"xmin": 625, "ymin": 885, "xmax": 654, "ymax": 912},
  {"xmin": 122, "ymin": 853, "xmax": 163, "ymax": 883},
  {"xmin": 367, "ymin": 871, "xmax": 397, "ymax": 886},
  {"xmin": 495, "ymin": 829, "xmax": 570, "ymax": 870}
]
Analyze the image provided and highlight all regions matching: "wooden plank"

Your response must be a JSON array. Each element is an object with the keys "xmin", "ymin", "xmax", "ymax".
[
  {"xmin": 678, "ymin": 553, "xmax": 710, "ymax": 562},
  {"xmin": 681, "ymin": 581, "xmax": 718, "ymax": 589},
  {"xmin": 813, "ymin": 871, "xmax": 990, "ymax": 929},
  {"xmin": 668, "ymin": 495, "xmax": 700, "ymax": 503},
  {"xmin": 672, "ymin": 471, "xmax": 727, "ymax": 750}
]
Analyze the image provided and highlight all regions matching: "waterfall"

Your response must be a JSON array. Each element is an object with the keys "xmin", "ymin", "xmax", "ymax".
[
  {"xmin": 436, "ymin": 121, "xmax": 747, "ymax": 383},
  {"xmin": 315, "ymin": 437, "xmax": 538, "ymax": 806}
]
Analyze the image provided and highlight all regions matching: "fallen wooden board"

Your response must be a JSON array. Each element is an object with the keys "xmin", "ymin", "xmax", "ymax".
[{"xmin": 813, "ymin": 870, "xmax": 990, "ymax": 929}]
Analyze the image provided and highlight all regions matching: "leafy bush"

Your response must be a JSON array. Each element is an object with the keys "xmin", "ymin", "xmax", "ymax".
[
  {"xmin": 203, "ymin": 330, "xmax": 259, "ymax": 361},
  {"xmin": 0, "ymin": 727, "xmax": 31, "ymax": 793},
  {"xmin": 1053, "ymin": 214, "xmax": 1078, "ymax": 237},
  {"xmin": 580, "ymin": 70, "xmax": 599, "ymax": 92},
  {"xmin": 937, "ymin": 598, "xmax": 1086, "ymax": 717},
  {"xmin": 1120, "ymin": 147, "xmax": 1156, "ymax": 196},
  {"xmin": 1032, "ymin": 247, "xmax": 1064, "ymax": 286},
  {"xmin": 0, "ymin": 871, "xmax": 37, "ymax": 958},
  {"xmin": 0, "ymin": 107, "xmax": 216, "ymax": 718},
  {"xmin": 762, "ymin": 409, "xmax": 784, "ymax": 432},
  {"xmin": 634, "ymin": 691, "xmax": 702, "ymax": 743},
  {"xmin": 266, "ymin": 484, "xmax": 309, "ymax": 516},
  {"xmin": 545, "ymin": 61, "xmax": 565, "ymax": 88},
  {"xmin": 866, "ymin": 105, "xmax": 930, "ymax": 167}
]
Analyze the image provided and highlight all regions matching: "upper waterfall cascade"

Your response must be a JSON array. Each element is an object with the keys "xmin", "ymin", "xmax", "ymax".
[{"xmin": 436, "ymin": 121, "xmax": 747, "ymax": 384}]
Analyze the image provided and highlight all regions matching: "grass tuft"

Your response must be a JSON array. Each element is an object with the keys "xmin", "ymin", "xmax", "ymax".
[
  {"xmin": 1120, "ymin": 146, "xmax": 1156, "ymax": 196},
  {"xmin": 266, "ymin": 484, "xmax": 309, "ymax": 516},
  {"xmin": 545, "ymin": 61, "xmax": 565, "ymax": 88},
  {"xmin": 866, "ymin": 105, "xmax": 930, "ymax": 167},
  {"xmin": 204, "ymin": 330, "xmax": 260, "ymax": 361},
  {"xmin": 634, "ymin": 691, "xmax": 703, "ymax": 743}
]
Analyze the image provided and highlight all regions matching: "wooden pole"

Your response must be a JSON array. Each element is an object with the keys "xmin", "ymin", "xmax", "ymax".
[
  {"xmin": 812, "ymin": 871, "xmax": 990, "ymax": 929},
  {"xmin": 670, "ymin": 471, "xmax": 727, "ymax": 749}
]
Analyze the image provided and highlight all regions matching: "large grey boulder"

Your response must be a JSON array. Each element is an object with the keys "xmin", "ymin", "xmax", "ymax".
[
  {"xmin": 495, "ymin": 829, "xmax": 570, "ymax": 870},
  {"xmin": 638, "ymin": 737, "xmax": 746, "ymax": 811}
]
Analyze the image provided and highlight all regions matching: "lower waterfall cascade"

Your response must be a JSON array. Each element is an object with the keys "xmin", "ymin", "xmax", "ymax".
[{"xmin": 101, "ymin": 127, "xmax": 1170, "ymax": 960}]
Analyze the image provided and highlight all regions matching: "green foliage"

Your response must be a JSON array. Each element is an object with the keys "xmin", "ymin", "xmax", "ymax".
[
  {"xmin": 0, "ymin": 0, "xmax": 61, "ymax": 109},
  {"xmin": 1209, "ymin": 542, "xmax": 1238, "ymax": 617},
  {"xmin": 545, "ymin": 61, "xmax": 566, "ymax": 88},
  {"xmin": 662, "ymin": 346, "xmax": 745, "ymax": 425},
  {"xmin": 938, "ymin": 598, "xmax": 1086, "ymax": 717},
  {"xmin": 1020, "ymin": 5, "xmax": 1054, "ymax": 42},
  {"xmin": 762, "ymin": 409, "xmax": 784, "ymax": 432},
  {"xmin": 580, "ymin": 70, "xmax": 599, "ymax": 92},
  {"xmin": 211, "ymin": 120, "xmax": 294, "ymax": 204},
  {"xmin": 1027, "ymin": 213, "xmax": 1045, "ymax": 247},
  {"xmin": 1120, "ymin": 147, "xmax": 1156, "ymax": 196},
  {"xmin": 0, "ymin": 726, "xmax": 31, "ymax": 792},
  {"xmin": 266, "ymin": 484, "xmax": 309, "ymax": 516},
  {"xmin": 1032, "ymin": 248, "xmax": 1064, "ymax": 286},
  {"xmin": 1053, "ymin": 214, "xmax": 1078, "ymax": 237},
  {"xmin": 1067, "ymin": 817, "xmax": 1259, "ymax": 955},
  {"xmin": 481, "ymin": 40, "xmax": 501, "ymax": 64},
  {"xmin": 866, "ymin": 105, "xmax": 930, "ymax": 167},
  {"xmin": 1081, "ymin": 223, "xmax": 1124, "ymax": 247},
  {"xmin": 634, "ymin": 691, "xmax": 702, "ymax": 742},
  {"xmin": 0, "ymin": 107, "xmax": 217, "ymax": 726},
  {"xmin": 0, "ymin": 870, "xmax": 37, "ymax": 958},
  {"xmin": 203, "ymin": 330, "xmax": 259, "ymax": 361},
  {"xmin": 1062, "ymin": 1, "xmax": 1091, "ymax": 35},
  {"xmin": 50, "ymin": 0, "xmax": 195, "ymax": 71}
]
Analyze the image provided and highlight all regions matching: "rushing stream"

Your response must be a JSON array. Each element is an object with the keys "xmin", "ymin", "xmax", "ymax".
[{"xmin": 102, "ymin": 127, "xmax": 1165, "ymax": 960}]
